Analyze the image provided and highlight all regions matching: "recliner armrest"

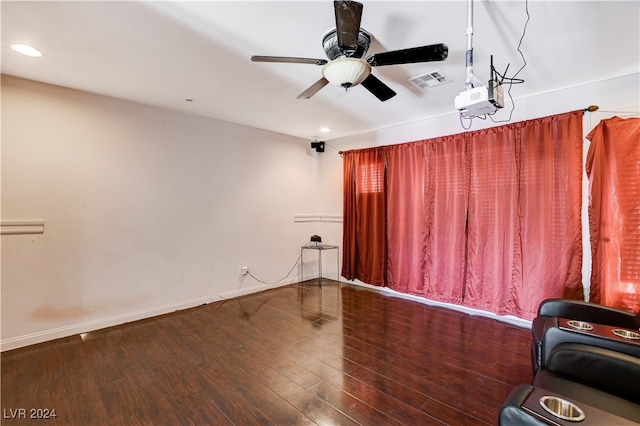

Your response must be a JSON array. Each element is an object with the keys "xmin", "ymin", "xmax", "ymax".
[
  {"xmin": 538, "ymin": 299, "xmax": 635, "ymax": 328},
  {"xmin": 498, "ymin": 384, "xmax": 548, "ymax": 426}
]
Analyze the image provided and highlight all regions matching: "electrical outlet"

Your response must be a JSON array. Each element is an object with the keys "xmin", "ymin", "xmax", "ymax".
[{"xmin": 241, "ymin": 266, "xmax": 249, "ymax": 276}]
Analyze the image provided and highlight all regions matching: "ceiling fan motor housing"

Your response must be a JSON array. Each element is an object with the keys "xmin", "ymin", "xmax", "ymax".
[{"xmin": 322, "ymin": 28, "xmax": 371, "ymax": 60}]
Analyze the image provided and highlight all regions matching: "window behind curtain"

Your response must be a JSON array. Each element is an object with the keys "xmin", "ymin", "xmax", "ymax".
[{"xmin": 357, "ymin": 161, "xmax": 384, "ymax": 194}]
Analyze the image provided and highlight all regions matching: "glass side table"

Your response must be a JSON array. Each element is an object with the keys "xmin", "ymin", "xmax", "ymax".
[{"xmin": 300, "ymin": 244, "xmax": 339, "ymax": 287}]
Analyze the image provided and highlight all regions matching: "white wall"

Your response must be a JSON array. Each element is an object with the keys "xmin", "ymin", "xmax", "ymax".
[{"xmin": 1, "ymin": 75, "xmax": 328, "ymax": 350}]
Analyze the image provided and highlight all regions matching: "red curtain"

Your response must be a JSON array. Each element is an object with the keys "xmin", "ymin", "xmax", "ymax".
[
  {"xmin": 586, "ymin": 116, "xmax": 640, "ymax": 313},
  {"xmin": 342, "ymin": 147, "xmax": 386, "ymax": 285},
  {"xmin": 465, "ymin": 126, "xmax": 522, "ymax": 315},
  {"xmin": 342, "ymin": 111, "xmax": 584, "ymax": 320},
  {"xmin": 465, "ymin": 112, "xmax": 584, "ymax": 318},
  {"xmin": 421, "ymin": 135, "xmax": 469, "ymax": 304},
  {"xmin": 385, "ymin": 141, "xmax": 429, "ymax": 295},
  {"xmin": 384, "ymin": 136, "xmax": 469, "ymax": 302}
]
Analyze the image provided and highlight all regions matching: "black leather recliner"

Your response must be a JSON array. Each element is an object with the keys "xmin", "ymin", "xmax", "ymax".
[
  {"xmin": 499, "ymin": 342, "xmax": 640, "ymax": 425},
  {"xmin": 531, "ymin": 298, "xmax": 640, "ymax": 372},
  {"xmin": 500, "ymin": 298, "xmax": 640, "ymax": 425},
  {"xmin": 535, "ymin": 299, "xmax": 640, "ymax": 328}
]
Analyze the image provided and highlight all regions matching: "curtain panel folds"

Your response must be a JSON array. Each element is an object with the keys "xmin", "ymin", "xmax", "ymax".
[
  {"xmin": 586, "ymin": 116, "xmax": 640, "ymax": 313},
  {"xmin": 342, "ymin": 110, "xmax": 584, "ymax": 320}
]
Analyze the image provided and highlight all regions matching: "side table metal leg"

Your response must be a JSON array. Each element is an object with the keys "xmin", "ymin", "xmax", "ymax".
[{"xmin": 318, "ymin": 249, "xmax": 323, "ymax": 287}]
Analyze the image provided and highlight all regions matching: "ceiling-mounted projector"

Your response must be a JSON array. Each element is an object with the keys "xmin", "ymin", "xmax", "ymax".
[
  {"xmin": 455, "ymin": 0, "xmax": 509, "ymax": 121},
  {"xmin": 455, "ymin": 79, "xmax": 504, "ymax": 118}
]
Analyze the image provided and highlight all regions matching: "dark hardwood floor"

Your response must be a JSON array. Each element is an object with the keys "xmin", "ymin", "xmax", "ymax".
[{"xmin": 1, "ymin": 282, "xmax": 533, "ymax": 425}]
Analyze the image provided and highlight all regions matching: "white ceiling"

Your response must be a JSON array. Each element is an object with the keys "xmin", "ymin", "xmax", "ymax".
[{"xmin": 2, "ymin": 1, "xmax": 639, "ymax": 142}]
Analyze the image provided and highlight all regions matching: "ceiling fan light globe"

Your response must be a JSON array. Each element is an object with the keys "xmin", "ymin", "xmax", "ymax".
[{"xmin": 322, "ymin": 58, "xmax": 371, "ymax": 88}]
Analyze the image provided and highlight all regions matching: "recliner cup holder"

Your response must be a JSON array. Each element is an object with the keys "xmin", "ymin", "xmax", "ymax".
[
  {"xmin": 567, "ymin": 320, "xmax": 593, "ymax": 331},
  {"xmin": 612, "ymin": 329, "xmax": 640, "ymax": 340},
  {"xmin": 539, "ymin": 396, "xmax": 585, "ymax": 422}
]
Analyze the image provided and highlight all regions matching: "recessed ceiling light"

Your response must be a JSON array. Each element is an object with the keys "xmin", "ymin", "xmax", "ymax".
[
  {"xmin": 11, "ymin": 44, "xmax": 43, "ymax": 57},
  {"xmin": 319, "ymin": 127, "xmax": 331, "ymax": 133}
]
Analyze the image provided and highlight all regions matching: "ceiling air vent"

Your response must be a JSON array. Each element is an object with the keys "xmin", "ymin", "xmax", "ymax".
[{"xmin": 408, "ymin": 70, "xmax": 451, "ymax": 90}]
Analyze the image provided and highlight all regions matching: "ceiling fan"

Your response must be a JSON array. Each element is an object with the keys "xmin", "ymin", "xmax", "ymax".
[{"xmin": 251, "ymin": 0, "xmax": 448, "ymax": 102}]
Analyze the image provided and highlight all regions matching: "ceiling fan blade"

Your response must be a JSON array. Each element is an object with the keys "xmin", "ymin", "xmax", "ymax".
[
  {"xmin": 361, "ymin": 74, "xmax": 396, "ymax": 102},
  {"xmin": 251, "ymin": 56, "xmax": 327, "ymax": 66},
  {"xmin": 334, "ymin": 1, "xmax": 363, "ymax": 51},
  {"xmin": 297, "ymin": 78, "xmax": 330, "ymax": 99},
  {"xmin": 366, "ymin": 43, "xmax": 449, "ymax": 67}
]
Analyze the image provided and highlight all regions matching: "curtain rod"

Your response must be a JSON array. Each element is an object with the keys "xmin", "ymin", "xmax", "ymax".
[
  {"xmin": 584, "ymin": 105, "xmax": 640, "ymax": 114},
  {"xmin": 337, "ymin": 105, "xmax": 639, "ymax": 155}
]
